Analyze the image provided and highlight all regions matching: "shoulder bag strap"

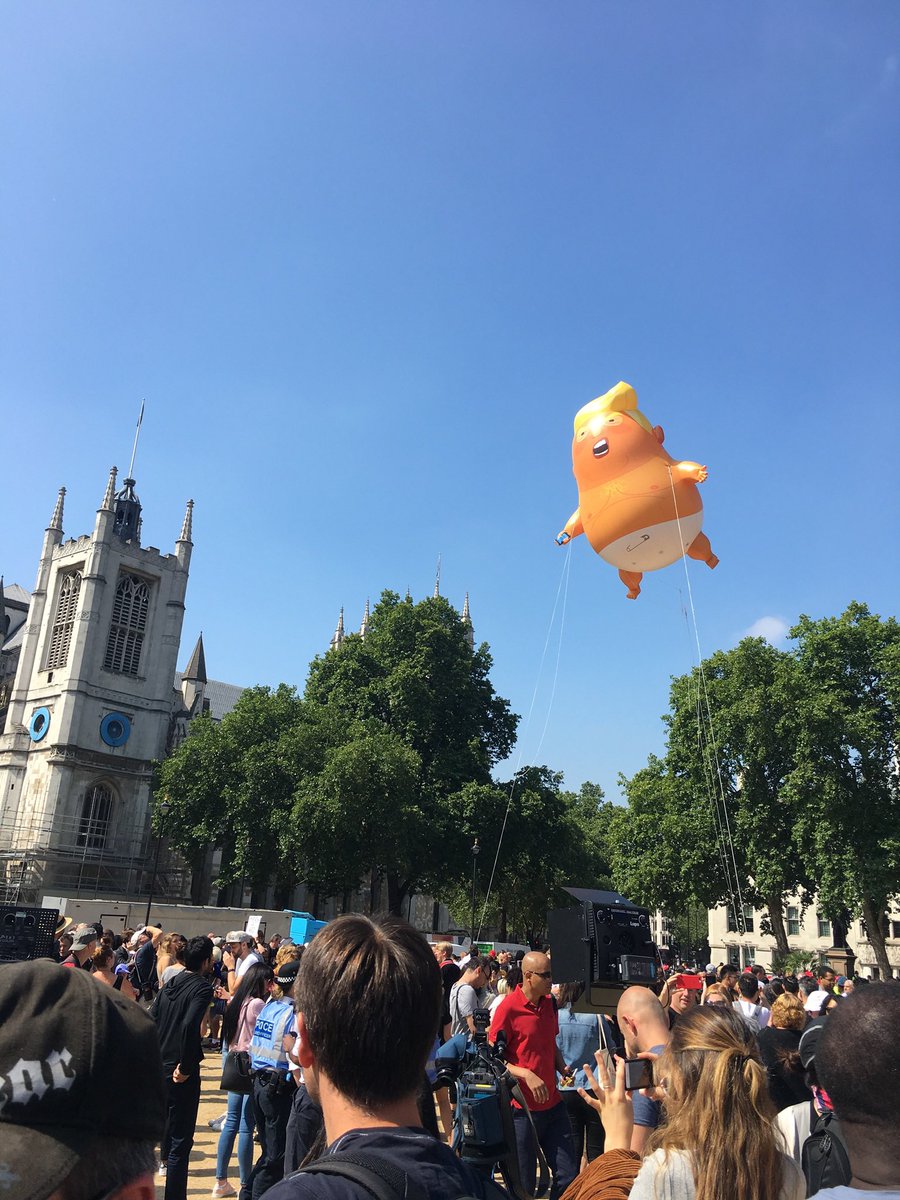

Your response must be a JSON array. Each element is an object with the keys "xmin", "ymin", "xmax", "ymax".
[
  {"xmin": 506, "ymin": 1077, "xmax": 551, "ymax": 1198},
  {"xmin": 596, "ymin": 1013, "xmax": 609, "ymax": 1051},
  {"xmin": 299, "ymin": 1152, "xmax": 430, "ymax": 1200}
]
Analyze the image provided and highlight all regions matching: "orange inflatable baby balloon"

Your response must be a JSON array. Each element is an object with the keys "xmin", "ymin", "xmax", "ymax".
[{"xmin": 556, "ymin": 382, "xmax": 719, "ymax": 599}]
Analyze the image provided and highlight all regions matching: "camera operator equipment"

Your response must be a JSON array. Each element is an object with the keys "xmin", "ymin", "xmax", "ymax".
[
  {"xmin": 436, "ymin": 1010, "xmax": 549, "ymax": 1200},
  {"xmin": 0, "ymin": 905, "xmax": 59, "ymax": 962},
  {"xmin": 547, "ymin": 887, "xmax": 661, "ymax": 1015}
]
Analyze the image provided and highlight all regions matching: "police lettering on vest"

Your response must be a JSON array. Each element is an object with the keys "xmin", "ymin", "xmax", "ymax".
[{"xmin": 249, "ymin": 998, "xmax": 296, "ymax": 1072}]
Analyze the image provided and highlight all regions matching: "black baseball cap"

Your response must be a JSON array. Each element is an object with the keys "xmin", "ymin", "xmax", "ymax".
[
  {"xmin": 799, "ymin": 1016, "xmax": 826, "ymax": 1069},
  {"xmin": 0, "ymin": 959, "xmax": 166, "ymax": 1200}
]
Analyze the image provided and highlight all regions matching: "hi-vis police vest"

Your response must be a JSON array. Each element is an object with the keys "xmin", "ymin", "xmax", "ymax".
[{"xmin": 248, "ymin": 998, "xmax": 295, "ymax": 1072}]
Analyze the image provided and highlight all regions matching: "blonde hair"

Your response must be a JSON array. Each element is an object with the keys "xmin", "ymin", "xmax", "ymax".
[
  {"xmin": 769, "ymin": 992, "xmax": 806, "ymax": 1032},
  {"xmin": 648, "ymin": 1006, "xmax": 782, "ymax": 1200},
  {"xmin": 702, "ymin": 983, "xmax": 731, "ymax": 1005},
  {"xmin": 273, "ymin": 942, "xmax": 299, "ymax": 998},
  {"xmin": 573, "ymin": 381, "xmax": 654, "ymax": 436}
]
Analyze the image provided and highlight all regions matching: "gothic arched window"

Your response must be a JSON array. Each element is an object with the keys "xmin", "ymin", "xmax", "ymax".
[
  {"xmin": 103, "ymin": 573, "xmax": 151, "ymax": 676},
  {"xmin": 77, "ymin": 783, "xmax": 113, "ymax": 849},
  {"xmin": 46, "ymin": 570, "xmax": 82, "ymax": 671}
]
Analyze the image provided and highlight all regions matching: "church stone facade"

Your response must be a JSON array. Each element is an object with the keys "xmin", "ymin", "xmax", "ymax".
[
  {"xmin": 0, "ymin": 467, "xmax": 216, "ymax": 905},
  {"xmin": 0, "ymin": 466, "xmax": 465, "ymax": 935}
]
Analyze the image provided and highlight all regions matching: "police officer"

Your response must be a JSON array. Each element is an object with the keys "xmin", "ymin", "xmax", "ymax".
[{"xmin": 241, "ymin": 959, "xmax": 301, "ymax": 1200}]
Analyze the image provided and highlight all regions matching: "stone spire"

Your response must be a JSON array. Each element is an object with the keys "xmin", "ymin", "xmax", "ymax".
[
  {"xmin": 100, "ymin": 468, "xmax": 117, "ymax": 512},
  {"xmin": 330, "ymin": 608, "xmax": 345, "ymax": 652},
  {"xmin": 0, "ymin": 577, "xmax": 6, "ymax": 643},
  {"xmin": 183, "ymin": 633, "xmax": 207, "ymax": 684},
  {"xmin": 359, "ymin": 599, "xmax": 371, "ymax": 639},
  {"xmin": 48, "ymin": 486, "xmax": 66, "ymax": 533},
  {"xmin": 180, "ymin": 631, "xmax": 207, "ymax": 717},
  {"xmin": 405, "ymin": 586, "xmax": 412, "ymax": 603},
  {"xmin": 461, "ymin": 592, "xmax": 474, "ymax": 651},
  {"xmin": 433, "ymin": 555, "xmax": 441, "ymax": 599},
  {"xmin": 178, "ymin": 499, "xmax": 194, "ymax": 544}
]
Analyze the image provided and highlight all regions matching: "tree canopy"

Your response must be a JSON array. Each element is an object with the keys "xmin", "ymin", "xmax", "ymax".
[
  {"xmin": 608, "ymin": 603, "xmax": 900, "ymax": 974},
  {"xmin": 783, "ymin": 602, "xmax": 900, "ymax": 976},
  {"xmin": 158, "ymin": 591, "xmax": 522, "ymax": 916},
  {"xmin": 446, "ymin": 771, "xmax": 615, "ymax": 945}
]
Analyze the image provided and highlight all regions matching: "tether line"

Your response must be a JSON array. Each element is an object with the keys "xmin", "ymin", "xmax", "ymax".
[
  {"xmin": 475, "ymin": 545, "xmax": 572, "ymax": 941},
  {"xmin": 667, "ymin": 466, "xmax": 746, "ymax": 931}
]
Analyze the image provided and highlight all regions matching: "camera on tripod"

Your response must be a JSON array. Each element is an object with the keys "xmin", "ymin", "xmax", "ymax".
[{"xmin": 435, "ymin": 1011, "xmax": 543, "ymax": 1200}]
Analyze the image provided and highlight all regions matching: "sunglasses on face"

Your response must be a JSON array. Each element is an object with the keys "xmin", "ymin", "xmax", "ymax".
[{"xmin": 529, "ymin": 970, "xmax": 553, "ymax": 980}]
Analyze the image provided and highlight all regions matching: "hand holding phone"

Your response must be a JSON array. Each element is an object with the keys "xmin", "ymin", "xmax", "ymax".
[
  {"xmin": 622, "ymin": 1057, "xmax": 654, "ymax": 1091},
  {"xmin": 579, "ymin": 1052, "xmax": 634, "ymax": 1152},
  {"xmin": 674, "ymin": 974, "xmax": 703, "ymax": 991}
]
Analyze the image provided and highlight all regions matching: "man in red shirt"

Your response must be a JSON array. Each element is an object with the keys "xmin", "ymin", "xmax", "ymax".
[{"xmin": 489, "ymin": 951, "xmax": 577, "ymax": 1200}]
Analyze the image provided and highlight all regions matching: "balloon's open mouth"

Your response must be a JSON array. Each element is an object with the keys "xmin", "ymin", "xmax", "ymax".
[{"xmin": 593, "ymin": 438, "xmax": 609, "ymax": 458}]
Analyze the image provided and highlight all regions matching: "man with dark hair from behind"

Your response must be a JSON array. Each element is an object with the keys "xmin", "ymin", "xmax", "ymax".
[
  {"xmin": 0, "ymin": 958, "xmax": 165, "ymax": 1200},
  {"xmin": 734, "ymin": 971, "xmax": 770, "ymax": 1028},
  {"xmin": 813, "ymin": 979, "xmax": 900, "ymax": 1197},
  {"xmin": 264, "ymin": 914, "xmax": 505, "ymax": 1199},
  {"xmin": 153, "ymin": 934, "xmax": 215, "ymax": 1200}
]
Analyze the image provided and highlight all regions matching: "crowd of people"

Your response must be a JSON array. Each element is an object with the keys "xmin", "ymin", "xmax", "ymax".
[{"xmin": 1, "ymin": 916, "xmax": 898, "ymax": 1200}]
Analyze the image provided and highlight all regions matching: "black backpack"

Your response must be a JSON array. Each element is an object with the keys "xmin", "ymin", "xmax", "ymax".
[
  {"xmin": 801, "ymin": 1105, "xmax": 852, "ymax": 1197},
  {"xmin": 298, "ymin": 1151, "xmax": 482, "ymax": 1200}
]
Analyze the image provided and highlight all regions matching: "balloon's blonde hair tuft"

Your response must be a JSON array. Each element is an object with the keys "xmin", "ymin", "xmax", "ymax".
[{"xmin": 573, "ymin": 380, "xmax": 654, "ymax": 436}]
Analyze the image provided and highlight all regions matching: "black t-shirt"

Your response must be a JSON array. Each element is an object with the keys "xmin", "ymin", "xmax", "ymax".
[
  {"xmin": 265, "ymin": 1126, "xmax": 506, "ymax": 1200},
  {"xmin": 440, "ymin": 961, "xmax": 462, "ymax": 1026}
]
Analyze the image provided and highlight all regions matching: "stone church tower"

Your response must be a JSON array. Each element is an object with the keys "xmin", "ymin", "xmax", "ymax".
[{"xmin": 0, "ymin": 468, "xmax": 194, "ymax": 902}]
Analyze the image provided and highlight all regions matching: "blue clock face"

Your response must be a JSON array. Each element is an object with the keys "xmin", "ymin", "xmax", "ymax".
[
  {"xmin": 100, "ymin": 712, "xmax": 131, "ymax": 747},
  {"xmin": 29, "ymin": 707, "xmax": 51, "ymax": 742}
]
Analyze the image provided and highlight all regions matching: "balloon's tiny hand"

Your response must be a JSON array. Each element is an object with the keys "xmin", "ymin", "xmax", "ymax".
[
  {"xmin": 697, "ymin": 466, "xmax": 708, "ymax": 482},
  {"xmin": 556, "ymin": 532, "xmax": 571, "ymax": 546}
]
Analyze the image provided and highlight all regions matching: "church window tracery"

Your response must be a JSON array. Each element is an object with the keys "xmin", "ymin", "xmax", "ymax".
[
  {"xmin": 76, "ymin": 783, "xmax": 113, "ymax": 849},
  {"xmin": 46, "ymin": 571, "xmax": 82, "ymax": 671},
  {"xmin": 103, "ymin": 574, "xmax": 151, "ymax": 676}
]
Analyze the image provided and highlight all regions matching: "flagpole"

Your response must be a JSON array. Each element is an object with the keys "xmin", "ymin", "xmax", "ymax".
[{"xmin": 127, "ymin": 400, "xmax": 145, "ymax": 478}]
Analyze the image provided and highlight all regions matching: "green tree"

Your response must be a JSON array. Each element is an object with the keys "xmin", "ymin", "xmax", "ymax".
[
  {"xmin": 608, "ymin": 755, "xmax": 722, "ymax": 914},
  {"xmin": 446, "ymin": 770, "xmax": 613, "ymax": 945},
  {"xmin": 296, "ymin": 591, "xmax": 519, "ymax": 913},
  {"xmin": 609, "ymin": 640, "xmax": 809, "ymax": 958},
  {"xmin": 156, "ymin": 684, "xmax": 318, "ymax": 901},
  {"xmin": 664, "ymin": 638, "xmax": 809, "ymax": 957},
  {"xmin": 292, "ymin": 729, "xmax": 427, "ymax": 911},
  {"xmin": 785, "ymin": 603, "xmax": 900, "ymax": 978}
]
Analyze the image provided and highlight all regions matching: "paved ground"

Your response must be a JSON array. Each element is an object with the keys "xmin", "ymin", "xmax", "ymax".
[
  {"xmin": 156, "ymin": 1057, "xmax": 233, "ymax": 1200},
  {"xmin": 155, "ymin": 1060, "xmax": 450, "ymax": 1200}
]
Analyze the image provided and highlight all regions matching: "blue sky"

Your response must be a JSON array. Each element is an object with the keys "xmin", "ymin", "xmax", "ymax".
[{"xmin": 2, "ymin": 4, "xmax": 898, "ymax": 804}]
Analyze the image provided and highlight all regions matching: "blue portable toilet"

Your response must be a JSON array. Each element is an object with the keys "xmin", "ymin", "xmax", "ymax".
[{"xmin": 285, "ymin": 910, "xmax": 327, "ymax": 944}]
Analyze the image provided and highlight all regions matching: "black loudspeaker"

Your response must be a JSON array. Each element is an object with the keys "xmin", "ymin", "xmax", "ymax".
[
  {"xmin": 548, "ymin": 893, "xmax": 658, "ymax": 989},
  {"xmin": 0, "ymin": 906, "xmax": 59, "ymax": 963}
]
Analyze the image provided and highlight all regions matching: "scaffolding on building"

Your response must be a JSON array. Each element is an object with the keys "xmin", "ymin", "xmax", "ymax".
[{"xmin": 0, "ymin": 808, "xmax": 191, "ymax": 906}]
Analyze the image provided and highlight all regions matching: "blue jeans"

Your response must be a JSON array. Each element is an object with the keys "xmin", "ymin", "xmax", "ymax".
[
  {"xmin": 512, "ymin": 1101, "xmax": 578, "ymax": 1200},
  {"xmin": 216, "ymin": 1090, "xmax": 255, "ymax": 1184}
]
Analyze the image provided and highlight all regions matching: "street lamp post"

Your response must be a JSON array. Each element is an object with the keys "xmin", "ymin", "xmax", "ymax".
[
  {"xmin": 470, "ymin": 838, "xmax": 480, "ymax": 951},
  {"xmin": 144, "ymin": 799, "xmax": 172, "ymax": 926}
]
